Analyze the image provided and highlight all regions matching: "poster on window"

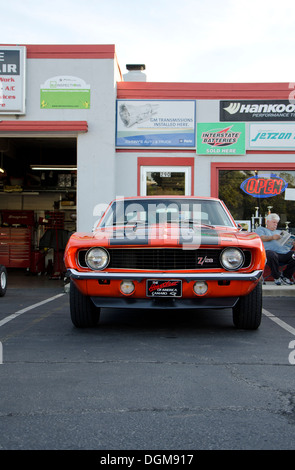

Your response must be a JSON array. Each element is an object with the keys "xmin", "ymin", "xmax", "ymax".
[
  {"xmin": 116, "ymin": 100, "xmax": 196, "ymax": 148},
  {"xmin": 197, "ymin": 123, "xmax": 246, "ymax": 155}
]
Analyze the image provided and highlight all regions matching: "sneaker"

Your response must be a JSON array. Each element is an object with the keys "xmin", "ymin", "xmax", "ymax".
[
  {"xmin": 281, "ymin": 276, "xmax": 294, "ymax": 285},
  {"xmin": 274, "ymin": 278, "xmax": 282, "ymax": 285}
]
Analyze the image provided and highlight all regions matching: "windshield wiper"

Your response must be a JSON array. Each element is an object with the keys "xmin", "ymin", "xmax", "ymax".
[{"xmin": 181, "ymin": 219, "xmax": 215, "ymax": 228}]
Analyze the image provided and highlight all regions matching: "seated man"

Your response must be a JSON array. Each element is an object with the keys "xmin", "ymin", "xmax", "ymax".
[{"xmin": 255, "ymin": 213, "xmax": 295, "ymax": 285}]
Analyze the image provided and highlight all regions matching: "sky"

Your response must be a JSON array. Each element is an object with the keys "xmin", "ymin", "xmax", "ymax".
[{"xmin": 1, "ymin": 0, "xmax": 295, "ymax": 83}]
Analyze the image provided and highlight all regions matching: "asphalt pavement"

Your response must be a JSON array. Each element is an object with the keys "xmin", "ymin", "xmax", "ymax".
[{"xmin": 1, "ymin": 268, "xmax": 295, "ymax": 451}]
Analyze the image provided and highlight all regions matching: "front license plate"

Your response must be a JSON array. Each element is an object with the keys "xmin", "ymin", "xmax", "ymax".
[{"xmin": 146, "ymin": 279, "xmax": 182, "ymax": 298}]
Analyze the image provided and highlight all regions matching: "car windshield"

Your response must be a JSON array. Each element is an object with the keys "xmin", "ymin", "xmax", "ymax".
[{"xmin": 100, "ymin": 198, "xmax": 234, "ymax": 228}]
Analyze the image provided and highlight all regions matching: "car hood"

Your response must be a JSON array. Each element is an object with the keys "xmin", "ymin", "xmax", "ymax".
[{"xmin": 71, "ymin": 224, "xmax": 261, "ymax": 248}]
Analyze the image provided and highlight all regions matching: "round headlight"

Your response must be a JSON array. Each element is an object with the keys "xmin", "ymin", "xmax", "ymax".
[
  {"xmin": 220, "ymin": 248, "xmax": 244, "ymax": 271},
  {"xmin": 85, "ymin": 247, "xmax": 109, "ymax": 270}
]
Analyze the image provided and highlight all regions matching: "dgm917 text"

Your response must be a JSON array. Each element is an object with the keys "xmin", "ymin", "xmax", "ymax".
[{"xmin": 99, "ymin": 454, "xmax": 194, "ymax": 467}]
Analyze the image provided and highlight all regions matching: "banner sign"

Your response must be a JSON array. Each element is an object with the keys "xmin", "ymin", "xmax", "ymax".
[
  {"xmin": 116, "ymin": 100, "xmax": 196, "ymax": 148},
  {"xmin": 0, "ymin": 46, "xmax": 26, "ymax": 114},
  {"xmin": 240, "ymin": 175, "xmax": 288, "ymax": 198},
  {"xmin": 40, "ymin": 76, "xmax": 90, "ymax": 109},
  {"xmin": 197, "ymin": 123, "xmax": 245, "ymax": 155},
  {"xmin": 220, "ymin": 100, "xmax": 295, "ymax": 121},
  {"xmin": 249, "ymin": 124, "xmax": 295, "ymax": 149}
]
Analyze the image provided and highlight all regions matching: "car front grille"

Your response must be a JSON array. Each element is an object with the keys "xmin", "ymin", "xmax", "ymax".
[{"xmin": 78, "ymin": 248, "xmax": 252, "ymax": 270}]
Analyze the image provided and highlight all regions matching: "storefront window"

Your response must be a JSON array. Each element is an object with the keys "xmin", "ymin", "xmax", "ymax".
[
  {"xmin": 219, "ymin": 170, "xmax": 295, "ymax": 233},
  {"xmin": 140, "ymin": 166, "xmax": 191, "ymax": 196},
  {"xmin": 146, "ymin": 171, "xmax": 185, "ymax": 195}
]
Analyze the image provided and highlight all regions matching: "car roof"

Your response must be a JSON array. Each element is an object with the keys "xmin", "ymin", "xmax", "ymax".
[{"xmin": 110, "ymin": 196, "xmax": 221, "ymax": 202}]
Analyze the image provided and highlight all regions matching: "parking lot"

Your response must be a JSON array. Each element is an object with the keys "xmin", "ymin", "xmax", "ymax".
[{"xmin": 0, "ymin": 270, "xmax": 295, "ymax": 451}]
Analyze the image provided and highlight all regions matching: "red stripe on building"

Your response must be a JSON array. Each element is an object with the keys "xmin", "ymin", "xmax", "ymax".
[
  {"xmin": 0, "ymin": 44, "xmax": 117, "ymax": 59},
  {"xmin": 117, "ymin": 82, "xmax": 293, "ymax": 100},
  {"xmin": 0, "ymin": 121, "xmax": 88, "ymax": 133}
]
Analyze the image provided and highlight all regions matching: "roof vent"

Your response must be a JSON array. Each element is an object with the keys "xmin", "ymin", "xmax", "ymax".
[{"xmin": 123, "ymin": 64, "xmax": 147, "ymax": 82}]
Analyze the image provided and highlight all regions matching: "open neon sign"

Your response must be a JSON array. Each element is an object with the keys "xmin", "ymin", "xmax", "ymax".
[{"xmin": 240, "ymin": 175, "xmax": 288, "ymax": 198}]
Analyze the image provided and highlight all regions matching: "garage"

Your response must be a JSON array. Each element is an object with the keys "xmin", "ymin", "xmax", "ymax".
[
  {"xmin": 0, "ymin": 44, "xmax": 120, "ymax": 283},
  {"xmin": 0, "ymin": 136, "xmax": 77, "ymax": 278}
]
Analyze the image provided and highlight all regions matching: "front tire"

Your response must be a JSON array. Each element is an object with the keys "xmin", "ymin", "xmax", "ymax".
[
  {"xmin": 232, "ymin": 281, "xmax": 262, "ymax": 330},
  {"xmin": 0, "ymin": 266, "xmax": 7, "ymax": 297},
  {"xmin": 70, "ymin": 280, "xmax": 100, "ymax": 328}
]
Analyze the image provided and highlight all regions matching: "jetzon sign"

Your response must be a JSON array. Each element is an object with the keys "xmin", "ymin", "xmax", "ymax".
[
  {"xmin": 249, "ymin": 124, "xmax": 295, "ymax": 149},
  {"xmin": 0, "ymin": 46, "xmax": 26, "ymax": 114}
]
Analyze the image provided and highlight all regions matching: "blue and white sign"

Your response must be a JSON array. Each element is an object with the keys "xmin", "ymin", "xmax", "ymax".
[
  {"xmin": 116, "ymin": 100, "xmax": 196, "ymax": 148},
  {"xmin": 249, "ymin": 124, "xmax": 295, "ymax": 149}
]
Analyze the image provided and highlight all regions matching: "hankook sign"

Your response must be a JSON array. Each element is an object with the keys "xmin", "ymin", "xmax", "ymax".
[{"xmin": 220, "ymin": 100, "xmax": 295, "ymax": 121}]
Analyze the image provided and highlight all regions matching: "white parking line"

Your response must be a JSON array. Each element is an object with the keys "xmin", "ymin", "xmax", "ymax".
[
  {"xmin": 0, "ymin": 293, "xmax": 65, "ymax": 327},
  {"xmin": 263, "ymin": 308, "xmax": 295, "ymax": 336}
]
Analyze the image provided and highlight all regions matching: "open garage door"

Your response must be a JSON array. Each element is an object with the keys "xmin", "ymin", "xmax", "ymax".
[{"xmin": 0, "ymin": 136, "xmax": 77, "ymax": 277}]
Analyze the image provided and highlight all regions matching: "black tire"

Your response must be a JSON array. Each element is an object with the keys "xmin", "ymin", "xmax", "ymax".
[
  {"xmin": 232, "ymin": 281, "xmax": 262, "ymax": 330},
  {"xmin": 70, "ymin": 280, "xmax": 100, "ymax": 328},
  {"xmin": 0, "ymin": 265, "xmax": 7, "ymax": 297}
]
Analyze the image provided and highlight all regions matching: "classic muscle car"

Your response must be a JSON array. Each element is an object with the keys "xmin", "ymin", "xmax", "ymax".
[{"xmin": 64, "ymin": 197, "xmax": 266, "ymax": 329}]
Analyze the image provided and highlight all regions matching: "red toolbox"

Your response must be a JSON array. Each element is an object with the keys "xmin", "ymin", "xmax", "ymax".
[{"xmin": 0, "ymin": 227, "xmax": 32, "ymax": 268}]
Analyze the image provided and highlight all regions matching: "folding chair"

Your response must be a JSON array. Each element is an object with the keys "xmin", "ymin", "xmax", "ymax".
[{"xmin": 262, "ymin": 262, "xmax": 286, "ymax": 284}]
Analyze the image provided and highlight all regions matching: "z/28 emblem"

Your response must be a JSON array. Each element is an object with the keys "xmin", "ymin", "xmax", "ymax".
[{"xmin": 197, "ymin": 256, "xmax": 214, "ymax": 265}]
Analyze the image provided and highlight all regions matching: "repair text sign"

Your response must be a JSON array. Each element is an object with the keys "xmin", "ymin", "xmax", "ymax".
[{"xmin": 0, "ymin": 46, "xmax": 26, "ymax": 114}]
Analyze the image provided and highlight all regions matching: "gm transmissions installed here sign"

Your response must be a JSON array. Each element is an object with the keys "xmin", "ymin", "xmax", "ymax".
[{"xmin": 0, "ymin": 46, "xmax": 26, "ymax": 114}]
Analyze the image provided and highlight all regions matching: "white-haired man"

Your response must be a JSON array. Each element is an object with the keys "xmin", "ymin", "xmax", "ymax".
[{"xmin": 255, "ymin": 213, "xmax": 295, "ymax": 285}]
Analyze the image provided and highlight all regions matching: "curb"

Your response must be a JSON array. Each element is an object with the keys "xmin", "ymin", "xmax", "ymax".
[{"xmin": 262, "ymin": 283, "xmax": 295, "ymax": 297}]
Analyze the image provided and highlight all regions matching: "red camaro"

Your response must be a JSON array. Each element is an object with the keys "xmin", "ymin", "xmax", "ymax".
[{"xmin": 64, "ymin": 197, "xmax": 266, "ymax": 330}]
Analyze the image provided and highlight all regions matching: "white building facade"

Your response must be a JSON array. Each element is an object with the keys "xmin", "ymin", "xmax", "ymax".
[{"xmin": 0, "ymin": 44, "xmax": 294, "ymax": 273}]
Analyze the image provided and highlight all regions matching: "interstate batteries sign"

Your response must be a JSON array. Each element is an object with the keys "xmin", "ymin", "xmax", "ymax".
[
  {"xmin": 220, "ymin": 100, "xmax": 295, "ymax": 121},
  {"xmin": 197, "ymin": 123, "xmax": 245, "ymax": 155}
]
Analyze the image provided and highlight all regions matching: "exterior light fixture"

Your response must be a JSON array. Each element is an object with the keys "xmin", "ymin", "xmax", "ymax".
[{"xmin": 30, "ymin": 165, "xmax": 77, "ymax": 171}]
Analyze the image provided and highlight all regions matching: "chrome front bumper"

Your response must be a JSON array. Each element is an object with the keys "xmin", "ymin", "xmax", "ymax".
[{"xmin": 67, "ymin": 268, "xmax": 263, "ymax": 283}]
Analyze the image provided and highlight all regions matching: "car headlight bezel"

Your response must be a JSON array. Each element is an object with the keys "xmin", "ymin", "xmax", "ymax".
[
  {"xmin": 85, "ymin": 247, "xmax": 110, "ymax": 270},
  {"xmin": 220, "ymin": 247, "xmax": 244, "ymax": 271}
]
